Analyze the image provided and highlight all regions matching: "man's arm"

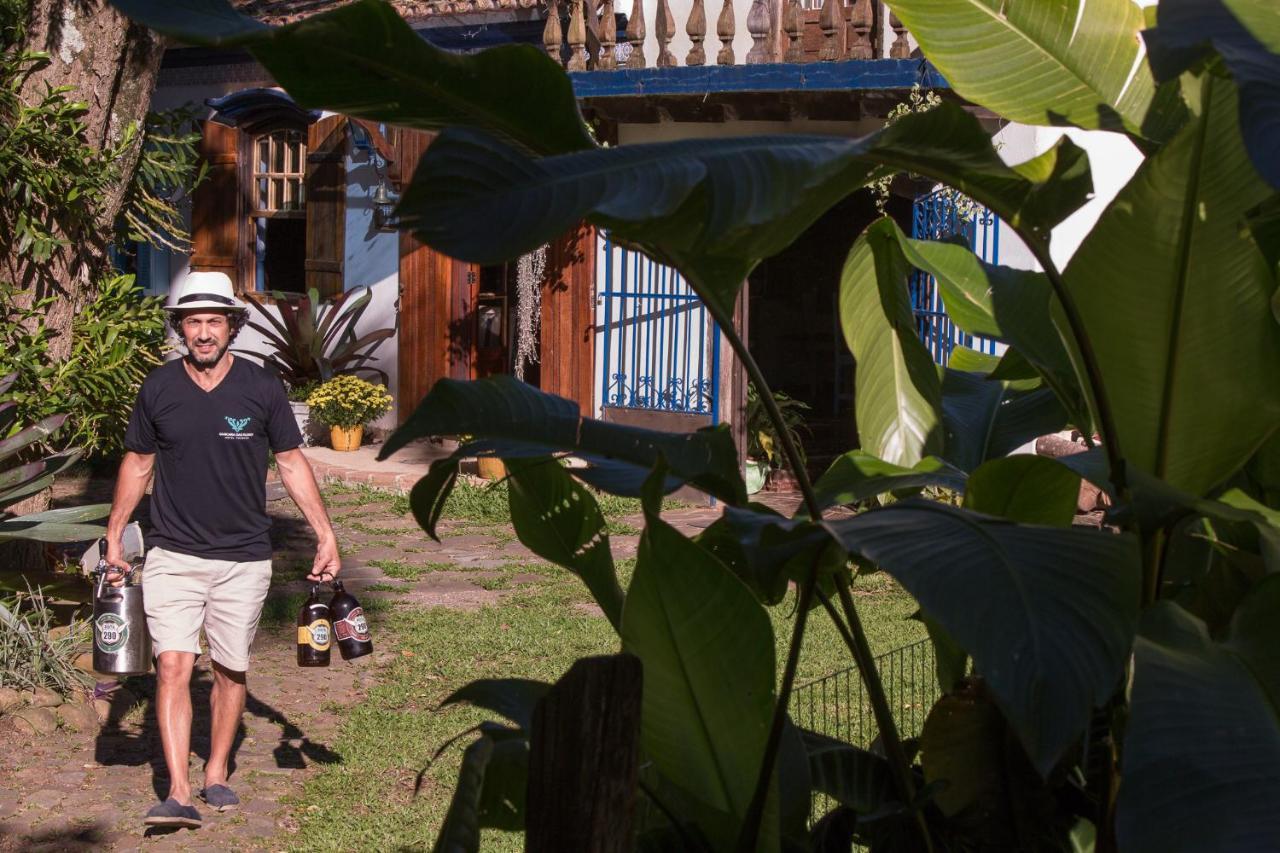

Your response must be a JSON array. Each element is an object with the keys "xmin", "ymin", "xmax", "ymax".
[
  {"xmin": 104, "ymin": 451, "xmax": 155, "ymax": 582},
  {"xmin": 274, "ymin": 448, "xmax": 340, "ymax": 582}
]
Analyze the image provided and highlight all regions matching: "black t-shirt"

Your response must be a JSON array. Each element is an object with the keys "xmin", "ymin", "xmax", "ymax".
[{"xmin": 124, "ymin": 357, "xmax": 302, "ymax": 561}]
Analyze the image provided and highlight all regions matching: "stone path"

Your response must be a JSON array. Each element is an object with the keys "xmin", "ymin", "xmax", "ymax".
[{"xmin": 0, "ymin": 455, "xmax": 798, "ymax": 851}]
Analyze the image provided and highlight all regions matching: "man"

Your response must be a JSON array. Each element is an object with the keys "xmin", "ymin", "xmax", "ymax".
[{"xmin": 104, "ymin": 270, "xmax": 341, "ymax": 829}]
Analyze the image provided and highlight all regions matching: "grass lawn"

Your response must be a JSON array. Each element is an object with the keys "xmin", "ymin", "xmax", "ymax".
[{"xmin": 285, "ymin": 487, "xmax": 926, "ymax": 850}]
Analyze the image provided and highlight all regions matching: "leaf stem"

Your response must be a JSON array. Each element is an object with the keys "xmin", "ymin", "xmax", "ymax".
[
  {"xmin": 1025, "ymin": 242, "xmax": 1128, "ymax": 502},
  {"xmin": 700, "ymin": 291, "xmax": 926, "ymax": 852},
  {"xmin": 823, "ymin": 583, "xmax": 932, "ymax": 851}
]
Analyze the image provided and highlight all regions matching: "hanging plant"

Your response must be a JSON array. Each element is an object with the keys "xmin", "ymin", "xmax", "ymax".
[{"xmin": 513, "ymin": 244, "xmax": 547, "ymax": 381}]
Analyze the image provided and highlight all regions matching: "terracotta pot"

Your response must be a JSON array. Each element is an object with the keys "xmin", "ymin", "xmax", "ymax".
[
  {"xmin": 330, "ymin": 424, "xmax": 364, "ymax": 452},
  {"xmin": 476, "ymin": 456, "xmax": 506, "ymax": 481}
]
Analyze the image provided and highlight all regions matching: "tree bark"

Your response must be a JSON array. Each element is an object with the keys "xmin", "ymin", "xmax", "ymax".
[
  {"xmin": 3, "ymin": 2, "xmax": 162, "ymax": 571},
  {"xmin": 11, "ymin": 1, "xmax": 163, "ymax": 358}
]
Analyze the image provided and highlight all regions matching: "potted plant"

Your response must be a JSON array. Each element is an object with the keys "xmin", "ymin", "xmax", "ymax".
[
  {"xmin": 305, "ymin": 375, "xmax": 393, "ymax": 452},
  {"xmin": 239, "ymin": 286, "xmax": 395, "ymax": 445},
  {"xmin": 745, "ymin": 382, "xmax": 810, "ymax": 494}
]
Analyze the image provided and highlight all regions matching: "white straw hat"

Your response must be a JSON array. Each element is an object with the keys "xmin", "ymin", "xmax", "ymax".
[{"xmin": 165, "ymin": 271, "xmax": 247, "ymax": 312}]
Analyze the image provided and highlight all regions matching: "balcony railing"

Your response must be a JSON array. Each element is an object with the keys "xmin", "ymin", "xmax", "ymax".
[{"xmin": 541, "ymin": 0, "xmax": 912, "ymax": 70}]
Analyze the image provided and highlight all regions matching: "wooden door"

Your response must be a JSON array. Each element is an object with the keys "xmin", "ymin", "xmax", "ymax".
[
  {"xmin": 540, "ymin": 223, "xmax": 596, "ymax": 414},
  {"xmin": 396, "ymin": 127, "xmax": 479, "ymax": 419}
]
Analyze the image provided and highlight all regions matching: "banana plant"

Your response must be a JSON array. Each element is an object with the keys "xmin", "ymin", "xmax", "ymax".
[
  {"xmin": 112, "ymin": 0, "xmax": 1280, "ymax": 850},
  {"xmin": 0, "ymin": 374, "xmax": 108, "ymax": 544}
]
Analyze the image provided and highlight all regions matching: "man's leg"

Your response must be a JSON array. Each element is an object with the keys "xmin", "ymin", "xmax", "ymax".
[
  {"xmin": 155, "ymin": 650, "xmax": 198, "ymax": 805},
  {"xmin": 204, "ymin": 661, "xmax": 246, "ymax": 788}
]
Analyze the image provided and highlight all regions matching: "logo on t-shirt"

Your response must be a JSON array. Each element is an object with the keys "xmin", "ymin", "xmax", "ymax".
[{"xmin": 219, "ymin": 415, "xmax": 254, "ymax": 440}]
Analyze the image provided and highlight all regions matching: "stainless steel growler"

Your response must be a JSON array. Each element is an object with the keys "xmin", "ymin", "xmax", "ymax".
[{"xmin": 92, "ymin": 539, "xmax": 152, "ymax": 675}]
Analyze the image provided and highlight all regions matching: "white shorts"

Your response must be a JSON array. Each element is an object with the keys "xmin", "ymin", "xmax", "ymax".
[{"xmin": 142, "ymin": 546, "xmax": 273, "ymax": 672}]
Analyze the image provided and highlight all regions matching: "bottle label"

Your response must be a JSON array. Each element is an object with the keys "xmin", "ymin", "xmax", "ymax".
[
  {"xmin": 298, "ymin": 620, "xmax": 331, "ymax": 651},
  {"xmin": 334, "ymin": 607, "xmax": 371, "ymax": 643},
  {"xmin": 95, "ymin": 613, "xmax": 129, "ymax": 654}
]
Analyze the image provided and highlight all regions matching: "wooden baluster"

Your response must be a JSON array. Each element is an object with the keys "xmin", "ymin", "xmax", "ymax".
[
  {"xmin": 783, "ymin": 0, "xmax": 803, "ymax": 62},
  {"xmin": 716, "ymin": 0, "xmax": 735, "ymax": 64},
  {"xmin": 745, "ymin": 0, "xmax": 770, "ymax": 63},
  {"xmin": 599, "ymin": 0, "xmax": 618, "ymax": 69},
  {"xmin": 626, "ymin": 0, "xmax": 647, "ymax": 67},
  {"xmin": 655, "ymin": 0, "xmax": 677, "ymax": 67},
  {"xmin": 848, "ymin": 0, "xmax": 872, "ymax": 59},
  {"xmin": 818, "ymin": 0, "xmax": 842, "ymax": 60},
  {"xmin": 889, "ymin": 10, "xmax": 910, "ymax": 57},
  {"xmin": 686, "ymin": 0, "xmax": 707, "ymax": 66},
  {"xmin": 567, "ymin": 0, "xmax": 588, "ymax": 70},
  {"xmin": 543, "ymin": 0, "xmax": 564, "ymax": 64}
]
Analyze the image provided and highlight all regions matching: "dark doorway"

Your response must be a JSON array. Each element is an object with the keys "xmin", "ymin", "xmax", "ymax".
[{"xmin": 747, "ymin": 189, "xmax": 913, "ymax": 474}]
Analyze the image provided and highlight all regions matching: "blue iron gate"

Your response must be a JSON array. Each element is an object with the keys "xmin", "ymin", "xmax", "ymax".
[
  {"xmin": 910, "ymin": 190, "xmax": 1001, "ymax": 365},
  {"xmin": 596, "ymin": 234, "xmax": 721, "ymax": 422}
]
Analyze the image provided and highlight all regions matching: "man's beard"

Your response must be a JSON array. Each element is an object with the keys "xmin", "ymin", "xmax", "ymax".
[{"xmin": 187, "ymin": 338, "xmax": 230, "ymax": 367}]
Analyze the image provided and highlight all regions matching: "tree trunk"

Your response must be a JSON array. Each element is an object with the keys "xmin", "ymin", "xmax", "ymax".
[
  {"xmin": 12, "ymin": 1, "xmax": 163, "ymax": 356},
  {"xmin": 2, "ymin": 2, "xmax": 162, "ymax": 571}
]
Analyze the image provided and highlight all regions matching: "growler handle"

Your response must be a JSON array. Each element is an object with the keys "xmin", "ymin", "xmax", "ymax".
[{"xmin": 96, "ymin": 570, "xmax": 107, "ymax": 600}]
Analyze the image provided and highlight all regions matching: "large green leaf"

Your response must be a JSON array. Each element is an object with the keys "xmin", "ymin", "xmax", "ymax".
[
  {"xmin": 1064, "ymin": 72, "xmax": 1280, "ymax": 496},
  {"xmin": 696, "ymin": 506, "xmax": 833, "ymax": 606},
  {"xmin": 382, "ymin": 377, "xmax": 746, "ymax": 505},
  {"xmin": 940, "ymin": 366, "xmax": 1070, "ymax": 474},
  {"xmin": 431, "ymin": 736, "xmax": 492, "ymax": 853},
  {"xmin": 400, "ymin": 106, "xmax": 1091, "ymax": 319},
  {"xmin": 110, "ymin": 0, "xmax": 594, "ymax": 156},
  {"xmin": 963, "ymin": 455, "xmax": 1081, "ymax": 527},
  {"xmin": 827, "ymin": 501, "xmax": 1141, "ymax": 775},
  {"xmin": 810, "ymin": 451, "xmax": 968, "ymax": 513},
  {"xmin": 1117, "ymin": 585, "xmax": 1280, "ymax": 851},
  {"xmin": 839, "ymin": 219, "xmax": 945, "ymax": 467},
  {"xmin": 505, "ymin": 458, "xmax": 624, "ymax": 631},
  {"xmin": 801, "ymin": 729, "xmax": 897, "ymax": 815},
  {"xmin": 1144, "ymin": 0, "xmax": 1280, "ymax": 187},
  {"xmin": 0, "ymin": 520, "xmax": 106, "ymax": 543},
  {"xmin": 886, "ymin": 0, "xmax": 1163, "ymax": 137},
  {"xmin": 881, "ymin": 223, "xmax": 1091, "ymax": 431},
  {"xmin": 621, "ymin": 504, "xmax": 776, "ymax": 840}
]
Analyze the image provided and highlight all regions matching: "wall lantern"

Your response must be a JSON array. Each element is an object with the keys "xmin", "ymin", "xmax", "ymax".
[{"xmin": 372, "ymin": 178, "xmax": 399, "ymax": 232}]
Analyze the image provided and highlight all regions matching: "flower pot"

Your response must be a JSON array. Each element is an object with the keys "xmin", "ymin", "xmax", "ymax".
[
  {"xmin": 476, "ymin": 456, "xmax": 506, "ymax": 481},
  {"xmin": 745, "ymin": 458, "xmax": 769, "ymax": 495},
  {"xmin": 289, "ymin": 402, "xmax": 328, "ymax": 447},
  {"xmin": 330, "ymin": 424, "xmax": 364, "ymax": 452}
]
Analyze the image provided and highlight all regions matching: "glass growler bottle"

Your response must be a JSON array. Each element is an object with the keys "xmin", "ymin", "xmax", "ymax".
[
  {"xmin": 297, "ymin": 585, "xmax": 331, "ymax": 667},
  {"xmin": 329, "ymin": 580, "xmax": 373, "ymax": 661}
]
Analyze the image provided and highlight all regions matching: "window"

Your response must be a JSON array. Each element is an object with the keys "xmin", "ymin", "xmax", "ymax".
[{"xmin": 252, "ymin": 129, "xmax": 307, "ymax": 294}]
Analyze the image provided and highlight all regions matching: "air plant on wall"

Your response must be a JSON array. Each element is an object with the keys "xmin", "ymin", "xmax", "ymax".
[{"xmin": 513, "ymin": 245, "xmax": 547, "ymax": 381}]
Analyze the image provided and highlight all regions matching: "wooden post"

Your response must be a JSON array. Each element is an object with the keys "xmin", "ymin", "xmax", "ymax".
[
  {"xmin": 817, "ymin": 0, "xmax": 843, "ymax": 60},
  {"xmin": 599, "ymin": 0, "xmax": 618, "ymax": 69},
  {"xmin": 889, "ymin": 10, "xmax": 910, "ymax": 57},
  {"xmin": 716, "ymin": 0, "xmax": 736, "ymax": 64},
  {"xmin": 745, "ymin": 0, "xmax": 771, "ymax": 63},
  {"xmin": 655, "ymin": 0, "xmax": 677, "ymax": 67},
  {"xmin": 626, "ymin": 0, "xmax": 648, "ymax": 68},
  {"xmin": 686, "ymin": 0, "xmax": 707, "ymax": 66},
  {"xmin": 544, "ymin": 0, "xmax": 564, "ymax": 64},
  {"xmin": 849, "ymin": 0, "xmax": 873, "ymax": 59},
  {"xmin": 525, "ymin": 655, "xmax": 643, "ymax": 853},
  {"xmin": 567, "ymin": 0, "xmax": 589, "ymax": 70},
  {"xmin": 783, "ymin": 0, "xmax": 803, "ymax": 62}
]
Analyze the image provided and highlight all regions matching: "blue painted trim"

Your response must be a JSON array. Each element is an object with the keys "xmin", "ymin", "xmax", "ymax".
[{"xmin": 569, "ymin": 59, "xmax": 946, "ymax": 98}]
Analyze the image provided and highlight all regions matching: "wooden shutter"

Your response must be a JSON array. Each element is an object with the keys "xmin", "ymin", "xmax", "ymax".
[
  {"xmin": 190, "ymin": 120, "xmax": 244, "ymax": 286},
  {"xmin": 305, "ymin": 115, "xmax": 348, "ymax": 299},
  {"xmin": 540, "ymin": 223, "xmax": 596, "ymax": 412}
]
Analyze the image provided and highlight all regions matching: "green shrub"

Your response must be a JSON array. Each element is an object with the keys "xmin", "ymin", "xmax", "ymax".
[
  {"xmin": 0, "ymin": 587, "xmax": 93, "ymax": 697},
  {"xmin": 0, "ymin": 274, "xmax": 167, "ymax": 458}
]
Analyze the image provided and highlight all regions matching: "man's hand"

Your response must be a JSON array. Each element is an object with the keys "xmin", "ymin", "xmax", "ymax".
[
  {"xmin": 306, "ymin": 534, "xmax": 340, "ymax": 583},
  {"xmin": 103, "ymin": 538, "xmax": 132, "ymax": 588}
]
